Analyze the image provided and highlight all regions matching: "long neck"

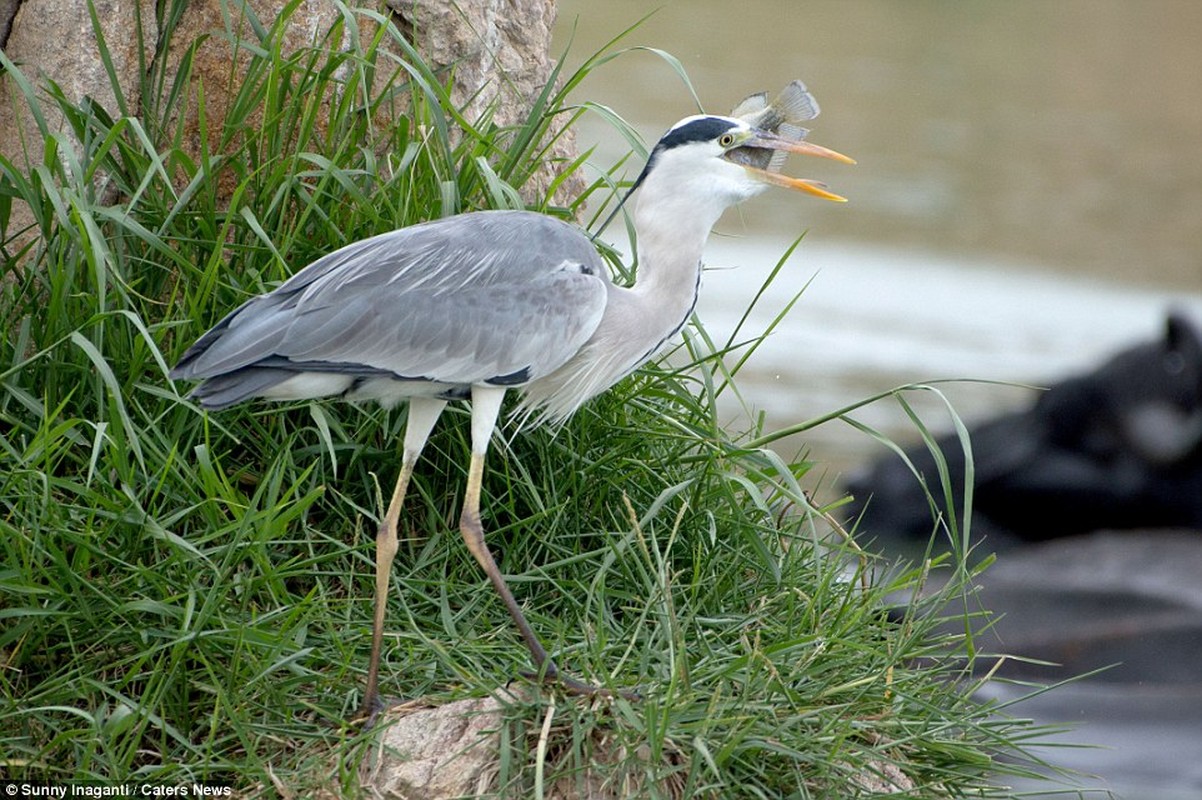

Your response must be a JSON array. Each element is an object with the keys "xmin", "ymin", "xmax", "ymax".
[
  {"xmin": 516, "ymin": 182, "xmax": 721, "ymax": 422},
  {"xmin": 587, "ymin": 187, "xmax": 723, "ymax": 380},
  {"xmin": 623, "ymin": 168, "xmax": 731, "ymax": 333},
  {"xmin": 517, "ymin": 174, "xmax": 730, "ymax": 424}
]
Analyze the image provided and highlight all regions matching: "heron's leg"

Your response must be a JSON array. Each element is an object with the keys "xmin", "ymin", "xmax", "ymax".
[
  {"xmin": 458, "ymin": 388, "xmax": 609, "ymax": 696},
  {"xmin": 457, "ymin": 387, "xmax": 558, "ymax": 673},
  {"xmin": 360, "ymin": 396, "xmax": 446, "ymax": 721}
]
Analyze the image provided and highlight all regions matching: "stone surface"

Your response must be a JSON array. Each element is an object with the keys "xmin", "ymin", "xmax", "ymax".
[
  {"xmin": 849, "ymin": 759, "xmax": 915, "ymax": 794},
  {"xmin": 360, "ymin": 693, "xmax": 684, "ymax": 800},
  {"xmin": 386, "ymin": 0, "xmax": 581, "ymax": 205},
  {"xmin": 0, "ymin": 0, "xmax": 157, "ymax": 243},
  {"xmin": 362, "ymin": 696, "xmax": 503, "ymax": 799},
  {"xmin": 360, "ymin": 693, "xmax": 919, "ymax": 798},
  {"xmin": 0, "ymin": 0, "xmax": 156, "ymax": 148},
  {"xmin": 0, "ymin": 0, "xmax": 19, "ymax": 48},
  {"xmin": 1, "ymin": 0, "xmax": 582, "ymax": 251},
  {"xmin": 152, "ymin": 0, "xmax": 347, "ymax": 201}
]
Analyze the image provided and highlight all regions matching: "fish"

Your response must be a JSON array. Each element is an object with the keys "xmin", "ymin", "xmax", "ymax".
[{"xmin": 727, "ymin": 80, "xmax": 822, "ymax": 173}]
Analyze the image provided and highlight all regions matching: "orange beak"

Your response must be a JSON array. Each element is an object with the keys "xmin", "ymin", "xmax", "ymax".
[{"xmin": 730, "ymin": 131, "xmax": 855, "ymax": 202}]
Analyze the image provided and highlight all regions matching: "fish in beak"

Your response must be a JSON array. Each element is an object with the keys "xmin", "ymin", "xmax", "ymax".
[
  {"xmin": 726, "ymin": 131, "xmax": 855, "ymax": 202},
  {"xmin": 725, "ymin": 79, "xmax": 854, "ymax": 202}
]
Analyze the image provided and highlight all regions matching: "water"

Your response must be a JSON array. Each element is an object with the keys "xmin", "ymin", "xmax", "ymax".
[
  {"xmin": 551, "ymin": 2, "xmax": 1202, "ymax": 796},
  {"xmin": 698, "ymin": 237, "xmax": 1202, "ymax": 476},
  {"xmin": 552, "ymin": 0, "xmax": 1202, "ymax": 477}
]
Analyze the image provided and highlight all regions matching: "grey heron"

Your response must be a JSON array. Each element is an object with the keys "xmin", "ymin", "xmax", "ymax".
[{"xmin": 170, "ymin": 111, "xmax": 852, "ymax": 718}]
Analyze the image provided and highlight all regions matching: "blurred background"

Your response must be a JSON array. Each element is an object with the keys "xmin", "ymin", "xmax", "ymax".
[
  {"xmin": 553, "ymin": 4, "xmax": 1202, "ymax": 797},
  {"xmin": 552, "ymin": 0, "xmax": 1202, "ymax": 489}
]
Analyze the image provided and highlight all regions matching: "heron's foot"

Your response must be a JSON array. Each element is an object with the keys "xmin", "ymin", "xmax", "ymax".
[
  {"xmin": 351, "ymin": 692, "xmax": 405, "ymax": 730},
  {"xmin": 519, "ymin": 666, "xmax": 641, "ymax": 701}
]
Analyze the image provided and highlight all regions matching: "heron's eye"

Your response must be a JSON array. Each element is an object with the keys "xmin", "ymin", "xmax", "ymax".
[{"xmin": 718, "ymin": 132, "xmax": 737, "ymax": 148}]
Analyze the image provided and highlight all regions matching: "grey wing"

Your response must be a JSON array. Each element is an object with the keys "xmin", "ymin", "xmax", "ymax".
[{"xmin": 172, "ymin": 210, "xmax": 610, "ymax": 386}]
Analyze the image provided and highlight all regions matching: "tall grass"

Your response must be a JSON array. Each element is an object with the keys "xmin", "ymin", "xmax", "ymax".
[{"xmin": 0, "ymin": 2, "xmax": 1066, "ymax": 796}]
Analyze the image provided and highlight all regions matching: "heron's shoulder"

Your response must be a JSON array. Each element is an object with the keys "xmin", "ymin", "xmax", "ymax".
[
  {"xmin": 448, "ymin": 209, "xmax": 592, "ymax": 245},
  {"xmin": 278, "ymin": 210, "xmax": 603, "ymax": 298},
  {"xmin": 394, "ymin": 208, "xmax": 577, "ymax": 233},
  {"xmin": 358, "ymin": 209, "xmax": 592, "ymax": 257},
  {"xmin": 425, "ymin": 210, "xmax": 604, "ymax": 269}
]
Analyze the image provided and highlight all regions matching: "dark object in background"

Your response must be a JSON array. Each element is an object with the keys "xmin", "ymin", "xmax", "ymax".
[{"xmin": 844, "ymin": 311, "xmax": 1202, "ymax": 547}]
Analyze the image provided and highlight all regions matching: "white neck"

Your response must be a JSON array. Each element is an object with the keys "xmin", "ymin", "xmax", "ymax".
[
  {"xmin": 519, "ymin": 151, "xmax": 760, "ymax": 424},
  {"xmin": 626, "ymin": 152, "xmax": 760, "ymax": 326}
]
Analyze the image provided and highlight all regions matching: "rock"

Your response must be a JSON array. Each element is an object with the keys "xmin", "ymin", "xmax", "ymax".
[
  {"xmin": 850, "ymin": 759, "xmax": 916, "ymax": 794},
  {"xmin": 359, "ymin": 693, "xmax": 919, "ymax": 798},
  {"xmin": 1, "ymin": 0, "xmax": 20, "ymax": 48},
  {"xmin": 360, "ymin": 692, "xmax": 687, "ymax": 799},
  {"xmin": 151, "ymin": 0, "xmax": 347, "ymax": 201},
  {"xmin": 0, "ymin": 0, "xmax": 157, "ymax": 246},
  {"xmin": 0, "ymin": 0, "xmax": 582, "ymax": 258},
  {"xmin": 0, "ymin": 0, "xmax": 156, "ymax": 146},
  {"xmin": 385, "ymin": 0, "xmax": 581, "ymax": 205},
  {"xmin": 362, "ymin": 696, "xmax": 504, "ymax": 799}
]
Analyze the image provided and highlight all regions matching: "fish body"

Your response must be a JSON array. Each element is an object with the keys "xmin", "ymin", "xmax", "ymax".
[{"xmin": 727, "ymin": 80, "xmax": 822, "ymax": 173}]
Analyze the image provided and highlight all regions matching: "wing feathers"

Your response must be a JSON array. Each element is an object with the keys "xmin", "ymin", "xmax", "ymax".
[{"xmin": 172, "ymin": 211, "xmax": 610, "ymax": 398}]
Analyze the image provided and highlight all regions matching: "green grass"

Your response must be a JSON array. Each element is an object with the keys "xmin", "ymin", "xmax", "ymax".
[{"xmin": 1, "ymin": 2, "xmax": 1069, "ymax": 796}]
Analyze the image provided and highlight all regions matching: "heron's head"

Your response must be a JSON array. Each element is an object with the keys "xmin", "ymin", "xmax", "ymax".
[{"xmin": 633, "ymin": 115, "xmax": 853, "ymax": 218}]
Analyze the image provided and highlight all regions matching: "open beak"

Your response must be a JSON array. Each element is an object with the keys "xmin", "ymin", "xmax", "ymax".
[{"xmin": 727, "ymin": 130, "xmax": 855, "ymax": 202}]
